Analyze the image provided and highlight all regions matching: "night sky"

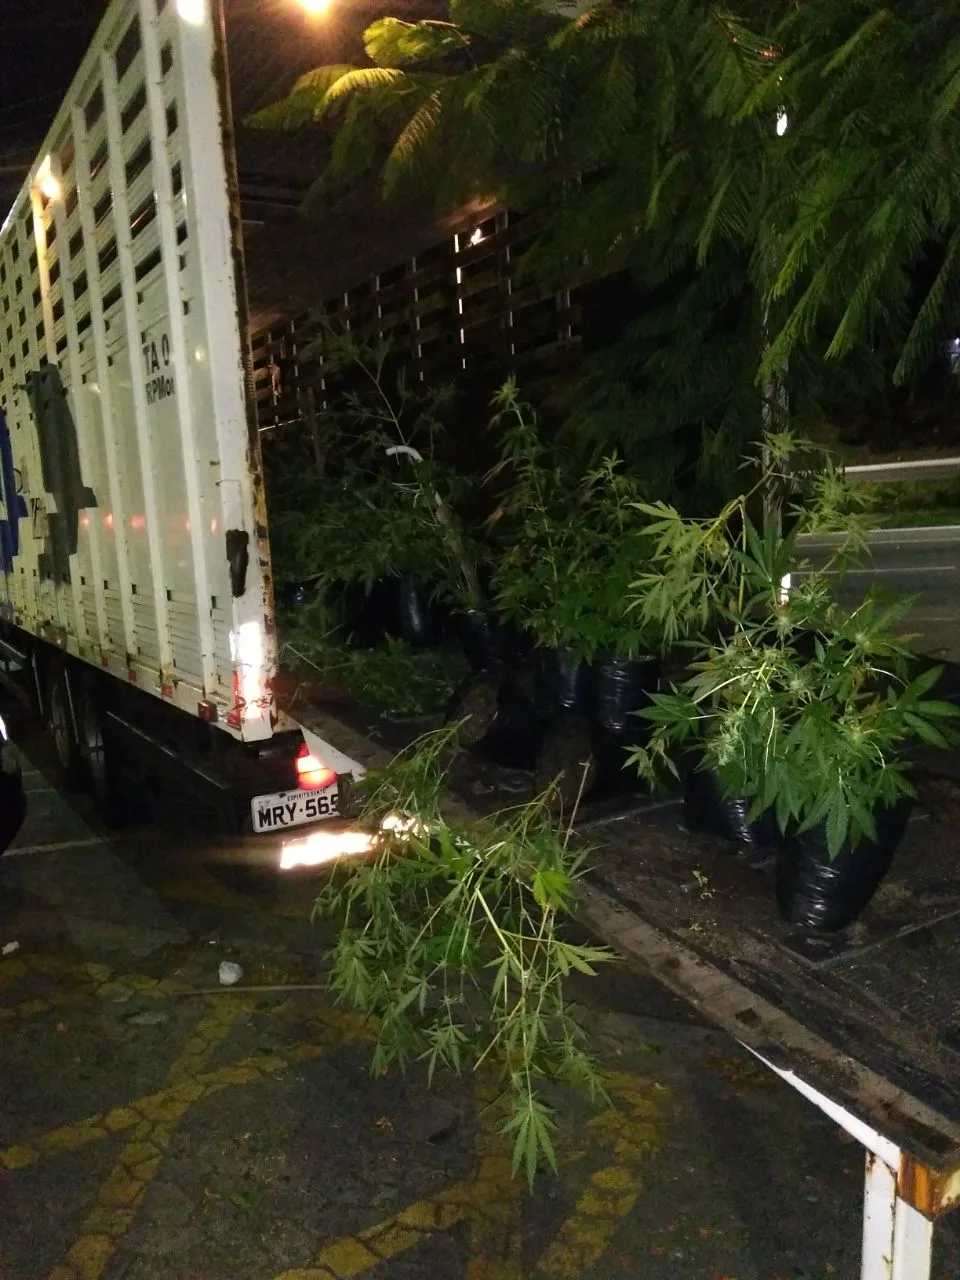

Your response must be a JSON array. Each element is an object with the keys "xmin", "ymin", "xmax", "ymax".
[{"xmin": 1, "ymin": 1, "xmax": 104, "ymax": 207}]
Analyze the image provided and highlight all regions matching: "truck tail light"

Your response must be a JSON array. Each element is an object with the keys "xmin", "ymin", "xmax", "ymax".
[{"xmin": 296, "ymin": 741, "xmax": 336, "ymax": 791}]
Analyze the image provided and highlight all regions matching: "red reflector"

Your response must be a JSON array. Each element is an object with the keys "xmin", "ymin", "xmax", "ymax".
[
  {"xmin": 296, "ymin": 741, "xmax": 337, "ymax": 791},
  {"xmin": 197, "ymin": 699, "xmax": 218, "ymax": 724}
]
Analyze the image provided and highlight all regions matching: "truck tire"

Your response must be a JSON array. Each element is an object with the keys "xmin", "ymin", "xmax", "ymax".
[
  {"xmin": 76, "ymin": 685, "xmax": 136, "ymax": 828},
  {"xmin": 46, "ymin": 663, "xmax": 84, "ymax": 789}
]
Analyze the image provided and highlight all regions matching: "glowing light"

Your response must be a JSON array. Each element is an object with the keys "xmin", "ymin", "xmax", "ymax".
[
  {"xmin": 34, "ymin": 155, "xmax": 61, "ymax": 202},
  {"xmin": 776, "ymin": 111, "xmax": 789, "ymax": 136},
  {"xmin": 229, "ymin": 621, "xmax": 266, "ymax": 722},
  {"xmin": 296, "ymin": 742, "xmax": 337, "ymax": 791},
  {"xmin": 104, "ymin": 512, "xmax": 114, "ymax": 530},
  {"xmin": 379, "ymin": 811, "xmax": 425, "ymax": 838},
  {"xmin": 210, "ymin": 516, "xmax": 219, "ymax": 534},
  {"xmin": 299, "ymin": 0, "xmax": 330, "ymax": 14},
  {"xmin": 280, "ymin": 827, "xmax": 375, "ymax": 870},
  {"xmin": 469, "ymin": 227, "xmax": 484, "ymax": 246},
  {"xmin": 176, "ymin": 0, "xmax": 205, "ymax": 23},
  {"xmin": 80, "ymin": 515, "xmax": 90, "ymax": 529},
  {"xmin": 194, "ymin": 345, "xmax": 205, "ymax": 362}
]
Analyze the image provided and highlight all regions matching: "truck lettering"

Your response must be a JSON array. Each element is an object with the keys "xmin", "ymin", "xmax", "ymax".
[
  {"xmin": 143, "ymin": 331, "xmax": 175, "ymax": 405},
  {"xmin": 145, "ymin": 374, "xmax": 176, "ymax": 405}
]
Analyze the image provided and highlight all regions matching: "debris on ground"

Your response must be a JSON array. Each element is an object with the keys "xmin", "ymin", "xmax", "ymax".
[{"xmin": 218, "ymin": 960, "xmax": 243, "ymax": 986}]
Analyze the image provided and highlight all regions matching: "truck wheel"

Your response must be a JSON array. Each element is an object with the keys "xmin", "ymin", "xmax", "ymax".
[
  {"xmin": 76, "ymin": 686, "xmax": 135, "ymax": 828},
  {"xmin": 46, "ymin": 664, "xmax": 84, "ymax": 789}
]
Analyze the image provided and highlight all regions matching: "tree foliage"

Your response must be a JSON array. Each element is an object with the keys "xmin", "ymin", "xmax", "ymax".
[{"xmin": 253, "ymin": 1, "xmax": 960, "ymax": 396}]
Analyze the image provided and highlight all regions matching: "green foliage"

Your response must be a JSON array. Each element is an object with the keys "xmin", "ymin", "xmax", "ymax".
[
  {"xmin": 486, "ymin": 380, "xmax": 659, "ymax": 661},
  {"xmin": 253, "ymin": 0, "xmax": 960, "ymax": 449},
  {"xmin": 630, "ymin": 432, "xmax": 870, "ymax": 646},
  {"xmin": 279, "ymin": 592, "xmax": 469, "ymax": 717},
  {"xmin": 316, "ymin": 725, "xmax": 614, "ymax": 1182},
  {"xmin": 263, "ymin": 329, "xmax": 484, "ymax": 607},
  {"xmin": 628, "ymin": 437, "xmax": 960, "ymax": 857}
]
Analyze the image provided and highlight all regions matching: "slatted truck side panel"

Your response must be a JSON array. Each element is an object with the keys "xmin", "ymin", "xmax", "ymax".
[
  {"xmin": 0, "ymin": 0, "xmax": 364, "ymax": 846},
  {"xmin": 0, "ymin": 0, "xmax": 273, "ymax": 742}
]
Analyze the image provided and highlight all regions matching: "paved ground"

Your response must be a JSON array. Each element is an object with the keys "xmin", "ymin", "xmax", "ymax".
[{"xmin": 3, "ymin": 701, "xmax": 960, "ymax": 1280}]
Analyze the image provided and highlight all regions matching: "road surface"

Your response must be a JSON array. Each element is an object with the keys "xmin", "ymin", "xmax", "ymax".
[{"xmin": 3, "ymin": 691, "xmax": 960, "ymax": 1278}]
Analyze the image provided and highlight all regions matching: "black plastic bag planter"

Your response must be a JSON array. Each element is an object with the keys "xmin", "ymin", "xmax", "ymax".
[
  {"xmin": 682, "ymin": 765, "xmax": 778, "ymax": 855},
  {"xmin": 774, "ymin": 796, "xmax": 914, "ymax": 934},
  {"xmin": 595, "ymin": 652, "xmax": 660, "ymax": 737},
  {"xmin": 533, "ymin": 646, "xmax": 595, "ymax": 720},
  {"xmin": 394, "ymin": 577, "xmax": 448, "ymax": 648},
  {"xmin": 452, "ymin": 608, "xmax": 528, "ymax": 673},
  {"xmin": 590, "ymin": 652, "xmax": 661, "ymax": 791}
]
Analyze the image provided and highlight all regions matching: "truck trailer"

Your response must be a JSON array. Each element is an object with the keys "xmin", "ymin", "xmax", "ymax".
[{"xmin": 0, "ymin": 0, "xmax": 364, "ymax": 846}]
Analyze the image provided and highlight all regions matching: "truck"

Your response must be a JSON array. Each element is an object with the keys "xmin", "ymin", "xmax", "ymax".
[{"xmin": 0, "ymin": 0, "xmax": 365, "ymax": 852}]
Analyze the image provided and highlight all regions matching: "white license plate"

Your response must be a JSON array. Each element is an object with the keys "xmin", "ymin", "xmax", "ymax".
[{"xmin": 251, "ymin": 784, "xmax": 339, "ymax": 834}]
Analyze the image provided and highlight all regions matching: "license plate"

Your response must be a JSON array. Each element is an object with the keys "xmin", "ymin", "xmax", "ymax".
[{"xmin": 251, "ymin": 784, "xmax": 339, "ymax": 833}]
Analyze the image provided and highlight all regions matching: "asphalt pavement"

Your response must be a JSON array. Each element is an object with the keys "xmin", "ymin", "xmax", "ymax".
[{"xmin": 3, "ymin": 692, "xmax": 960, "ymax": 1279}]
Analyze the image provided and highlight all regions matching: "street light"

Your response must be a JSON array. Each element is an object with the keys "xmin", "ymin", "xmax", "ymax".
[{"xmin": 299, "ymin": 0, "xmax": 330, "ymax": 14}]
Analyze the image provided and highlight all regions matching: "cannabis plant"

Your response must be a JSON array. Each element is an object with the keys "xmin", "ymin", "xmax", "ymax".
[
  {"xmin": 628, "ymin": 438, "xmax": 960, "ymax": 856},
  {"xmin": 264, "ymin": 329, "xmax": 484, "ymax": 608},
  {"xmin": 316, "ymin": 724, "xmax": 613, "ymax": 1182},
  {"xmin": 278, "ymin": 590, "xmax": 469, "ymax": 716},
  {"xmin": 487, "ymin": 380, "xmax": 658, "ymax": 663}
]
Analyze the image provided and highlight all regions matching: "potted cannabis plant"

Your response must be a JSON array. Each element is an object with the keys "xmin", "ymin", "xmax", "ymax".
[
  {"xmin": 466, "ymin": 382, "xmax": 660, "ymax": 793},
  {"xmin": 266, "ymin": 328, "xmax": 484, "ymax": 645},
  {"xmin": 629, "ymin": 437, "xmax": 960, "ymax": 931}
]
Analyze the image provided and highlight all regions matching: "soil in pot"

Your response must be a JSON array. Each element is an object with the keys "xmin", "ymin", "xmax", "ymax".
[
  {"xmin": 533, "ymin": 647, "xmax": 595, "ymax": 720},
  {"xmin": 446, "ymin": 670, "xmax": 543, "ymax": 769},
  {"xmin": 533, "ymin": 716, "xmax": 598, "ymax": 814},
  {"xmin": 683, "ymin": 765, "xmax": 778, "ymax": 854},
  {"xmin": 775, "ymin": 797, "xmax": 914, "ymax": 933}
]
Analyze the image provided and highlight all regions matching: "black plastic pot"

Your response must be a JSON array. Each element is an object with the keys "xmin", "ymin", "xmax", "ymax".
[
  {"xmin": 533, "ymin": 646, "xmax": 595, "ymax": 720},
  {"xmin": 594, "ymin": 652, "xmax": 660, "ymax": 738},
  {"xmin": 683, "ymin": 765, "xmax": 778, "ymax": 853},
  {"xmin": 395, "ymin": 577, "xmax": 446, "ymax": 647},
  {"xmin": 586, "ymin": 652, "xmax": 661, "ymax": 789},
  {"xmin": 452, "ymin": 607, "xmax": 520, "ymax": 672},
  {"xmin": 775, "ymin": 797, "xmax": 914, "ymax": 933}
]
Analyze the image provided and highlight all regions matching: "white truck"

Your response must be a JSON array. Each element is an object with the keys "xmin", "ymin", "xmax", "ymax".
[{"xmin": 0, "ymin": 0, "xmax": 363, "ymax": 847}]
